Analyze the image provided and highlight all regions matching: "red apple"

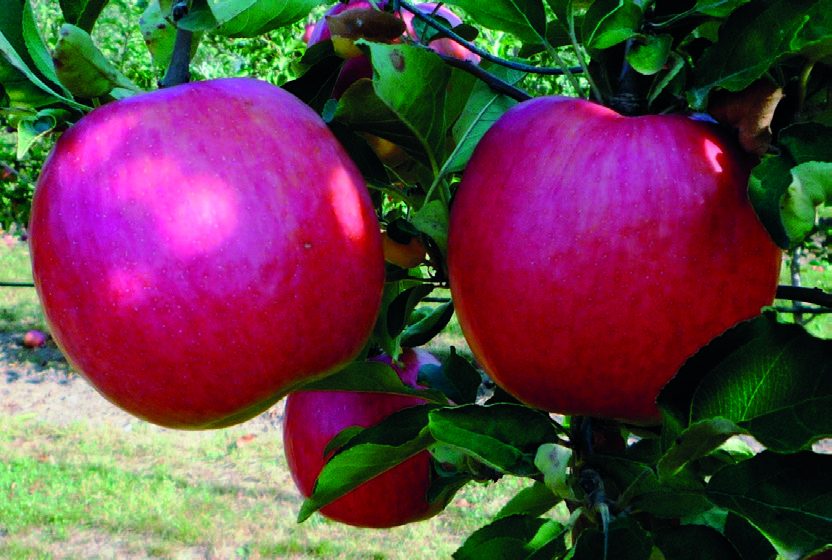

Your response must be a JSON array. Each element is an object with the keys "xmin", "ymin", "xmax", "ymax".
[
  {"xmin": 283, "ymin": 348, "xmax": 443, "ymax": 527},
  {"xmin": 447, "ymin": 97, "xmax": 782, "ymax": 423},
  {"xmin": 29, "ymin": 77, "xmax": 385, "ymax": 429},
  {"xmin": 402, "ymin": 3, "xmax": 480, "ymax": 63},
  {"xmin": 23, "ymin": 330, "xmax": 47, "ymax": 348}
]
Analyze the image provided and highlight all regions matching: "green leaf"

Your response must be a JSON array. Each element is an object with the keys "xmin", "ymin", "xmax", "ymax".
[
  {"xmin": 0, "ymin": 0, "xmax": 82, "ymax": 110},
  {"xmin": 417, "ymin": 346, "xmax": 482, "ymax": 405},
  {"xmin": 723, "ymin": 511, "xmax": 778, "ymax": 560},
  {"xmin": 657, "ymin": 418, "xmax": 745, "ymax": 483},
  {"xmin": 688, "ymin": 317, "xmax": 832, "ymax": 453},
  {"xmin": 689, "ymin": 0, "xmax": 830, "ymax": 108},
  {"xmin": 16, "ymin": 108, "xmax": 68, "ymax": 158},
  {"xmin": 442, "ymin": 0, "xmax": 547, "ymax": 44},
  {"xmin": 22, "ymin": 0, "xmax": 66, "ymax": 95},
  {"xmin": 298, "ymin": 404, "xmax": 439, "ymax": 522},
  {"xmin": 693, "ymin": 0, "xmax": 753, "ymax": 18},
  {"xmin": 583, "ymin": 455, "xmax": 713, "ymax": 519},
  {"xmin": 411, "ymin": 198, "xmax": 450, "ymax": 257},
  {"xmin": 658, "ymin": 315, "xmax": 774, "ymax": 451},
  {"xmin": 653, "ymin": 525, "xmax": 743, "ymax": 560},
  {"xmin": 400, "ymin": 300, "xmax": 455, "ymax": 347},
  {"xmin": 780, "ymin": 161, "xmax": 832, "ymax": 242},
  {"xmin": 365, "ymin": 42, "xmax": 453, "ymax": 173},
  {"xmin": 583, "ymin": 0, "xmax": 643, "ymax": 51},
  {"xmin": 295, "ymin": 360, "xmax": 449, "ymax": 404},
  {"xmin": 446, "ymin": 63, "xmax": 523, "ymax": 173},
  {"xmin": 627, "ymin": 33, "xmax": 672, "ymax": 75},
  {"xmin": 58, "ymin": 0, "xmax": 110, "ymax": 33},
  {"xmin": 570, "ymin": 516, "xmax": 653, "ymax": 560},
  {"xmin": 706, "ymin": 451, "xmax": 832, "ymax": 559},
  {"xmin": 179, "ymin": 0, "xmax": 324, "ymax": 37},
  {"xmin": 659, "ymin": 313, "xmax": 832, "ymax": 454},
  {"xmin": 387, "ymin": 284, "xmax": 434, "ymax": 339},
  {"xmin": 428, "ymin": 404, "xmax": 561, "ymax": 475},
  {"xmin": 52, "ymin": 24, "xmax": 142, "ymax": 99},
  {"xmin": 748, "ymin": 152, "xmax": 795, "ymax": 249},
  {"xmin": 494, "ymin": 481, "xmax": 561, "ymax": 519},
  {"xmin": 453, "ymin": 515, "xmax": 566, "ymax": 560}
]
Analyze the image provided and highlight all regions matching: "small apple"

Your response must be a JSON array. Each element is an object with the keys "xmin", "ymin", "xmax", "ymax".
[
  {"xmin": 29, "ymin": 77, "xmax": 385, "ymax": 429},
  {"xmin": 382, "ymin": 230, "xmax": 427, "ymax": 269},
  {"xmin": 23, "ymin": 330, "xmax": 47, "ymax": 348},
  {"xmin": 283, "ymin": 348, "xmax": 444, "ymax": 528},
  {"xmin": 448, "ymin": 96, "xmax": 782, "ymax": 423}
]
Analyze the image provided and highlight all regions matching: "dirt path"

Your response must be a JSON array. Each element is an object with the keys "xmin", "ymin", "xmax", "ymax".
[{"xmin": 0, "ymin": 332, "xmax": 283, "ymax": 430}]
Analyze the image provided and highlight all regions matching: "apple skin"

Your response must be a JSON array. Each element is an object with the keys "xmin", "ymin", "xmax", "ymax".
[
  {"xmin": 402, "ymin": 3, "xmax": 480, "ymax": 63},
  {"xmin": 29, "ymin": 77, "xmax": 385, "ymax": 429},
  {"xmin": 447, "ymin": 97, "xmax": 782, "ymax": 423},
  {"xmin": 283, "ymin": 348, "xmax": 444, "ymax": 528}
]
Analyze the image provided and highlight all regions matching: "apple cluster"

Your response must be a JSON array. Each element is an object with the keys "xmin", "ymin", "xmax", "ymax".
[{"xmin": 27, "ymin": 2, "xmax": 783, "ymax": 530}]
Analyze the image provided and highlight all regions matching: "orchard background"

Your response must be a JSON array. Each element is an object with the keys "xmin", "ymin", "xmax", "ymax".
[{"xmin": 1, "ymin": 0, "xmax": 831, "ymax": 559}]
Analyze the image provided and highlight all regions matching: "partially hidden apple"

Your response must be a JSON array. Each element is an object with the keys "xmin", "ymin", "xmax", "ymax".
[
  {"xmin": 448, "ymin": 97, "xmax": 782, "ymax": 423},
  {"xmin": 283, "ymin": 348, "xmax": 444, "ymax": 528},
  {"xmin": 29, "ymin": 77, "xmax": 385, "ymax": 429}
]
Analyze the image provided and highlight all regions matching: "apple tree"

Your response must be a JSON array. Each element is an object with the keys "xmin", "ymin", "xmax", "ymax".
[{"xmin": 2, "ymin": 0, "xmax": 832, "ymax": 557}]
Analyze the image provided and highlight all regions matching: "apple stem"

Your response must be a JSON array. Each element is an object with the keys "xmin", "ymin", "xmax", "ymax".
[
  {"xmin": 160, "ymin": 2, "xmax": 193, "ymax": 89},
  {"xmin": 395, "ymin": 0, "xmax": 582, "ymax": 77},
  {"xmin": 610, "ymin": 40, "xmax": 644, "ymax": 116}
]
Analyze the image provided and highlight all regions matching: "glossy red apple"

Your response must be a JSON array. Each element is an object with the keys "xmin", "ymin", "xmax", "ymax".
[
  {"xmin": 283, "ymin": 348, "xmax": 443, "ymax": 528},
  {"xmin": 29, "ymin": 77, "xmax": 385, "ymax": 429},
  {"xmin": 448, "ymin": 97, "xmax": 782, "ymax": 423}
]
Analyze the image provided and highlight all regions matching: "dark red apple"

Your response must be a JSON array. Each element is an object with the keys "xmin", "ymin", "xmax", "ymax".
[
  {"xmin": 283, "ymin": 348, "xmax": 443, "ymax": 528},
  {"xmin": 29, "ymin": 77, "xmax": 385, "ymax": 429},
  {"xmin": 447, "ymin": 97, "xmax": 782, "ymax": 423}
]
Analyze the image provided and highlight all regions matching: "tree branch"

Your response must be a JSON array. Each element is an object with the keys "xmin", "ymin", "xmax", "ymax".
[
  {"xmin": 436, "ymin": 54, "xmax": 531, "ymax": 102},
  {"xmin": 396, "ymin": 0, "xmax": 582, "ymax": 76},
  {"xmin": 160, "ymin": 2, "xmax": 193, "ymax": 89},
  {"xmin": 775, "ymin": 285, "xmax": 832, "ymax": 309}
]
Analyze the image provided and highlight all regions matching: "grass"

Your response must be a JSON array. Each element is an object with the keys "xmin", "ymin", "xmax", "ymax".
[
  {"xmin": 0, "ymin": 232, "xmax": 44, "ymax": 333},
  {"xmin": 0, "ymin": 414, "xmax": 539, "ymax": 559}
]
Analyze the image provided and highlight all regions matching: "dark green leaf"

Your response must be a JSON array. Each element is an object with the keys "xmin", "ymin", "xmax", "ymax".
[
  {"xmin": 454, "ymin": 515, "xmax": 566, "ymax": 560},
  {"xmin": 387, "ymin": 284, "xmax": 435, "ymax": 338},
  {"xmin": 658, "ymin": 315, "xmax": 774, "ymax": 451},
  {"xmin": 417, "ymin": 346, "xmax": 482, "ymax": 404},
  {"xmin": 689, "ymin": 0, "xmax": 829, "ymax": 108},
  {"xmin": 411, "ymin": 198, "xmax": 450, "ymax": 257},
  {"xmin": 653, "ymin": 525, "xmax": 742, "ymax": 560},
  {"xmin": 748, "ymin": 152, "xmax": 795, "ymax": 249},
  {"xmin": 657, "ymin": 418, "xmax": 745, "ymax": 483},
  {"xmin": 693, "ymin": 0, "xmax": 753, "ymax": 18},
  {"xmin": 295, "ymin": 360, "xmax": 449, "ymax": 404},
  {"xmin": 583, "ymin": 0, "xmax": 643, "ymax": 51},
  {"xmin": 281, "ymin": 42, "xmax": 343, "ymax": 115},
  {"xmin": 570, "ymin": 516, "xmax": 653, "ymax": 560},
  {"xmin": 494, "ymin": 481, "xmax": 561, "ymax": 519},
  {"xmin": 688, "ymin": 317, "xmax": 832, "ymax": 453},
  {"xmin": 401, "ymin": 300, "xmax": 455, "ymax": 347},
  {"xmin": 723, "ymin": 511, "xmax": 778, "ymax": 560},
  {"xmin": 429, "ymin": 404, "xmax": 560, "ymax": 475},
  {"xmin": 298, "ymin": 404, "xmax": 439, "ymax": 522},
  {"xmin": 443, "ymin": 0, "xmax": 547, "ymax": 44},
  {"xmin": 0, "ymin": 0, "xmax": 79, "ymax": 109},
  {"xmin": 584, "ymin": 455, "xmax": 713, "ymax": 519},
  {"xmin": 706, "ymin": 451, "xmax": 832, "ymax": 559},
  {"xmin": 16, "ymin": 108, "xmax": 68, "ymax": 158}
]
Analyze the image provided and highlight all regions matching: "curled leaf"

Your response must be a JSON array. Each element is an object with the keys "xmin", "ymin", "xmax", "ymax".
[
  {"xmin": 707, "ymin": 79, "xmax": 785, "ymax": 157},
  {"xmin": 52, "ymin": 24, "xmax": 141, "ymax": 98},
  {"xmin": 781, "ymin": 161, "xmax": 832, "ymax": 242}
]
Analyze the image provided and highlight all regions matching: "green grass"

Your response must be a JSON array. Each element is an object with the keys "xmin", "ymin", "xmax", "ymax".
[
  {"xmin": 0, "ymin": 233, "xmax": 44, "ymax": 333},
  {"xmin": 0, "ymin": 414, "xmax": 538, "ymax": 559}
]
